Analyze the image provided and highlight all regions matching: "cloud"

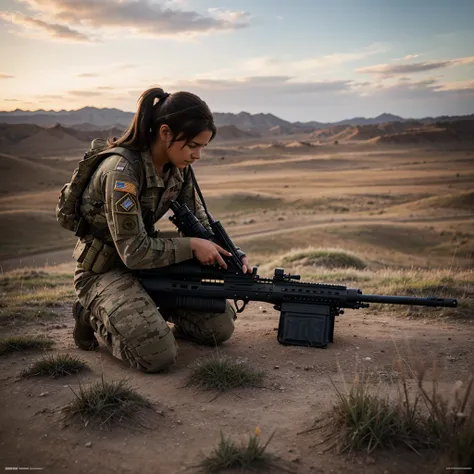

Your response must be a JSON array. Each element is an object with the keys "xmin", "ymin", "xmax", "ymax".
[
  {"xmin": 0, "ymin": 73, "xmax": 14, "ymax": 79},
  {"xmin": 400, "ymin": 54, "xmax": 420, "ymax": 61},
  {"xmin": 357, "ymin": 56, "xmax": 474, "ymax": 77},
  {"xmin": 364, "ymin": 78, "xmax": 474, "ymax": 102},
  {"xmin": 0, "ymin": 11, "xmax": 92, "ymax": 42},
  {"xmin": 435, "ymin": 79, "xmax": 474, "ymax": 93},
  {"xmin": 9, "ymin": 0, "xmax": 250, "ymax": 41},
  {"xmin": 172, "ymin": 75, "xmax": 354, "ymax": 95},
  {"xmin": 68, "ymin": 90, "xmax": 105, "ymax": 97},
  {"xmin": 76, "ymin": 73, "xmax": 99, "ymax": 78},
  {"xmin": 197, "ymin": 46, "xmax": 385, "ymax": 83}
]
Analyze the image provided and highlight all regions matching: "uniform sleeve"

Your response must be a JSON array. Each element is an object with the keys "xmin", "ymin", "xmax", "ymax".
[
  {"xmin": 176, "ymin": 167, "xmax": 212, "ymax": 232},
  {"xmin": 102, "ymin": 156, "xmax": 194, "ymax": 270}
]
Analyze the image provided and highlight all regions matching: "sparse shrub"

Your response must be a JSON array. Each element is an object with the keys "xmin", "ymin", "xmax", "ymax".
[
  {"xmin": 62, "ymin": 377, "xmax": 153, "ymax": 429},
  {"xmin": 198, "ymin": 428, "xmax": 280, "ymax": 473},
  {"xmin": 310, "ymin": 357, "xmax": 474, "ymax": 468},
  {"xmin": 0, "ymin": 335, "xmax": 54, "ymax": 355},
  {"xmin": 186, "ymin": 354, "xmax": 265, "ymax": 392},
  {"xmin": 21, "ymin": 353, "xmax": 89, "ymax": 378}
]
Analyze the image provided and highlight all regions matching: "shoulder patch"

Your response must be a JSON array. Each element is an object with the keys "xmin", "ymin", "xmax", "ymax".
[
  {"xmin": 115, "ymin": 193, "xmax": 137, "ymax": 212},
  {"xmin": 114, "ymin": 180, "xmax": 137, "ymax": 195},
  {"xmin": 115, "ymin": 164, "xmax": 125, "ymax": 171}
]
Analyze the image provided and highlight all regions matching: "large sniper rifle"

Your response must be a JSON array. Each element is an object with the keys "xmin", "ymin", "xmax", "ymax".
[{"xmin": 137, "ymin": 200, "xmax": 458, "ymax": 348}]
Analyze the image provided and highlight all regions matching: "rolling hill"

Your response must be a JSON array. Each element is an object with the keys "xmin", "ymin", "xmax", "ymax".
[{"xmin": 1, "ymin": 107, "xmax": 473, "ymax": 134}]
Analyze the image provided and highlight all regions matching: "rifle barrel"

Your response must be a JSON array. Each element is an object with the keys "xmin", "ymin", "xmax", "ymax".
[{"xmin": 358, "ymin": 294, "xmax": 457, "ymax": 307}]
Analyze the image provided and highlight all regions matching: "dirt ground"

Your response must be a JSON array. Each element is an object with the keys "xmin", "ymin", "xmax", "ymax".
[
  {"xmin": 1, "ymin": 300, "xmax": 473, "ymax": 474},
  {"xmin": 0, "ymin": 139, "xmax": 473, "ymax": 473}
]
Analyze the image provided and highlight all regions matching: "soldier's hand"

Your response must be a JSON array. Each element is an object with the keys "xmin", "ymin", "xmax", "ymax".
[
  {"xmin": 241, "ymin": 255, "xmax": 253, "ymax": 274},
  {"xmin": 190, "ymin": 238, "xmax": 231, "ymax": 269}
]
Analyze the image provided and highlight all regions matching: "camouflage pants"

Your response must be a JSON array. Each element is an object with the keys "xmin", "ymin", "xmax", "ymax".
[{"xmin": 73, "ymin": 264, "xmax": 236, "ymax": 373}]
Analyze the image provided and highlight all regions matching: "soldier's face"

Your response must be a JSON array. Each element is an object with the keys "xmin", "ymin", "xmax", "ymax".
[{"xmin": 167, "ymin": 129, "xmax": 213, "ymax": 169}]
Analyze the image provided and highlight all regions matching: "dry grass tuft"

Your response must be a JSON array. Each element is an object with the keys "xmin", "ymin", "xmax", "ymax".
[
  {"xmin": 311, "ymin": 357, "xmax": 473, "ymax": 468},
  {"xmin": 198, "ymin": 428, "xmax": 288, "ymax": 473},
  {"xmin": 274, "ymin": 247, "xmax": 368, "ymax": 270},
  {"xmin": 62, "ymin": 377, "xmax": 153, "ymax": 429},
  {"xmin": 0, "ymin": 269, "xmax": 74, "ymax": 326},
  {"xmin": 21, "ymin": 353, "xmax": 89, "ymax": 378},
  {"xmin": 0, "ymin": 335, "xmax": 54, "ymax": 355},
  {"xmin": 186, "ymin": 354, "xmax": 265, "ymax": 392}
]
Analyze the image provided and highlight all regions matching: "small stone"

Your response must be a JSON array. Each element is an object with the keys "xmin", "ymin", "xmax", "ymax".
[
  {"xmin": 39, "ymin": 392, "xmax": 49, "ymax": 397},
  {"xmin": 274, "ymin": 365, "xmax": 279, "ymax": 369},
  {"xmin": 85, "ymin": 442, "xmax": 92, "ymax": 448},
  {"xmin": 291, "ymin": 456, "xmax": 301, "ymax": 463},
  {"xmin": 279, "ymin": 386, "xmax": 284, "ymax": 391},
  {"xmin": 364, "ymin": 357, "xmax": 371, "ymax": 361},
  {"xmin": 177, "ymin": 420, "xmax": 182, "ymax": 425},
  {"xmin": 288, "ymin": 448, "xmax": 295, "ymax": 453},
  {"xmin": 365, "ymin": 456, "xmax": 375, "ymax": 465}
]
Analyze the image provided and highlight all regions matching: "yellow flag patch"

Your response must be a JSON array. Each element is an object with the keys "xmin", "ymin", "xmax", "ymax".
[{"xmin": 114, "ymin": 180, "xmax": 137, "ymax": 195}]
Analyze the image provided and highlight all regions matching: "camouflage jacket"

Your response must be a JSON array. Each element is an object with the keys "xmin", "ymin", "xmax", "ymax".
[{"xmin": 79, "ymin": 148, "xmax": 210, "ymax": 269}]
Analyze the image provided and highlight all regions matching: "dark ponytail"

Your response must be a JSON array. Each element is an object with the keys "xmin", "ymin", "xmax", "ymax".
[{"xmin": 108, "ymin": 87, "xmax": 216, "ymax": 151}]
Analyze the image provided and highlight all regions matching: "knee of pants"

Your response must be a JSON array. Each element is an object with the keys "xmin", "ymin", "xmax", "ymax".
[
  {"xmin": 210, "ymin": 309, "xmax": 235, "ymax": 345},
  {"xmin": 137, "ymin": 331, "xmax": 178, "ymax": 373}
]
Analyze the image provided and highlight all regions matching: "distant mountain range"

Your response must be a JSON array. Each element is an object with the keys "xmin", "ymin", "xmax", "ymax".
[{"xmin": 0, "ymin": 107, "xmax": 473, "ymax": 133}]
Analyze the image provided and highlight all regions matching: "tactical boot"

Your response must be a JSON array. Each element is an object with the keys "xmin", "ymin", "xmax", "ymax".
[{"xmin": 72, "ymin": 300, "xmax": 99, "ymax": 351}]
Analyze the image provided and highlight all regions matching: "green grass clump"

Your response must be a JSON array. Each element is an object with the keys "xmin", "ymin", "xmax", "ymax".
[
  {"xmin": 21, "ymin": 353, "xmax": 89, "ymax": 378},
  {"xmin": 186, "ymin": 354, "xmax": 265, "ymax": 392},
  {"xmin": 199, "ymin": 429, "xmax": 280, "ymax": 473},
  {"xmin": 281, "ymin": 247, "xmax": 368, "ymax": 270},
  {"xmin": 0, "ymin": 335, "xmax": 54, "ymax": 355}
]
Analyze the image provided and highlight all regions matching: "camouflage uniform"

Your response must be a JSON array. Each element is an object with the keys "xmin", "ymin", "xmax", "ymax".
[{"xmin": 73, "ymin": 149, "xmax": 236, "ymax": 372}]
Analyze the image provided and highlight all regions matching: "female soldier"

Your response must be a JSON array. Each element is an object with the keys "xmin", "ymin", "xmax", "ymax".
[{"xmin": 71, "ymin": 87, "xmax": 251, "ymax": 372}]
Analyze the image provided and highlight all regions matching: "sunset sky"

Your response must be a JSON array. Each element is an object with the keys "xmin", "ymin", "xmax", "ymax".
[{"xmin": 1, "ymin": 0, "xmax": 474, "ymax": 121}]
